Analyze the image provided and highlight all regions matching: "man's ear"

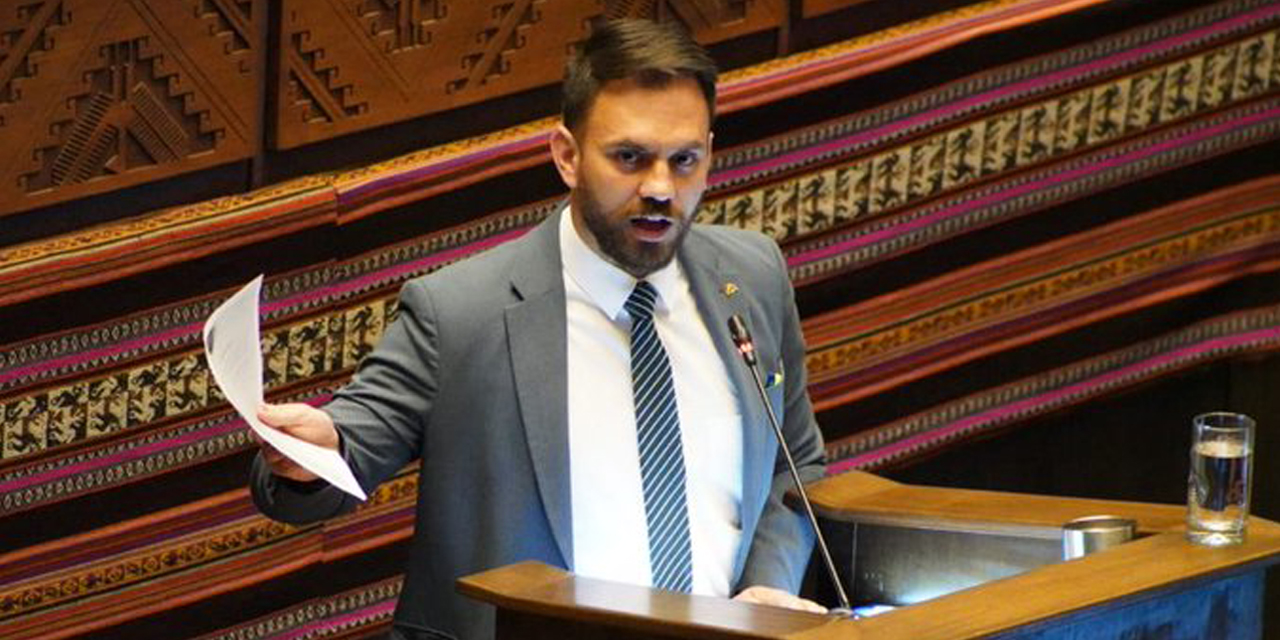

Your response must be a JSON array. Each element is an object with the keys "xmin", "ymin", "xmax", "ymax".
[{"xmin": 549, "ymin": 124, "xmax": 580, "ymax": 190}]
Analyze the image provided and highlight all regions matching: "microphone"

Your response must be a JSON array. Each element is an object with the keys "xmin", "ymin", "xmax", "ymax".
[{"xmin": 728, "ymin": 315, "xmax": 854, "ymax": 616}]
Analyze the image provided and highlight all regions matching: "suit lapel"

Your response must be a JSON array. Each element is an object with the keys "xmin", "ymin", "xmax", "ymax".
[
  {"xmin": 679, "ymin": 231, "xmax": 774, "ymax": 580},
  {"xmin": 505, "ymin": 212, "xmax": 574, "ymax": 568}
]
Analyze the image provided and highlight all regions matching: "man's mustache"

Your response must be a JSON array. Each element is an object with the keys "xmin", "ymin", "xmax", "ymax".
[{"xmin": 636, "ymin": 199, "xmax": 674, "ymax": 217}]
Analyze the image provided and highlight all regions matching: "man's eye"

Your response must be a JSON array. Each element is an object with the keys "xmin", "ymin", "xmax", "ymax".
[
  {"xmin": 614, "ymin": 150, "xmax": 642, "ymax": 166},
  {"xmin": 673, "ymin": 153, "xmax": 700, "ymax": 170}
]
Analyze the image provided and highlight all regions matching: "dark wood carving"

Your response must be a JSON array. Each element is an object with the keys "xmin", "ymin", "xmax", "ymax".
[
  {"xmin": 800, "ymin": 0, "xmax": 873, "ymax": 18},
  {"xmin": 606, "ymin": 0, "xmax": 783, "ymax": 44},
  {"xmin": 0, "ymin": 0, "xmax": 258, "ymax": 217},
  {"xmin": 274, "ymin": 0, "xmax": 604, "ymax": 149}
]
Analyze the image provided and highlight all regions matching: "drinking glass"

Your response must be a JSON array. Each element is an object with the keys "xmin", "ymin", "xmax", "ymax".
[{"xmin": 1187, "ymin": 412, "xmax": 1254, "ymax": 547}]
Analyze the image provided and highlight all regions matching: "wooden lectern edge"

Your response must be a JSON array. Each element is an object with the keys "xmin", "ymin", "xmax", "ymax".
[
  {"xmin": 805, "ymin": 526, "xmax": 1280, "ymax": 640},
  {"xmin": 457, "ymin": 561, "xmax": 846, "ymax": 639},
  {"xmin": 459, "ymin": 473, "xmax": 1280, "ymax": 640},
  {"xmin": 802, "ymin": 470, "xmax": 1194, "ymax": 535},
  {"xmin": 456, "ymin": 561, "xmax": 566, "ymax": 614},
  {"xmin": 785, "ymin": 471, "xmax": 1280, "ymax": 640}
]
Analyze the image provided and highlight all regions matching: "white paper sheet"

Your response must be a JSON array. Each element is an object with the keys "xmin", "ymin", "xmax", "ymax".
[{"xmin": 203, "ymin": 276, "xmax": 367, "ymax": 500}]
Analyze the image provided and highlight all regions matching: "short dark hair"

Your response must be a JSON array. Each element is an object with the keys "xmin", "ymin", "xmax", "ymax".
[{"xmin": 562, "ymin": 19, "xmax": 718, "ymax": 132}]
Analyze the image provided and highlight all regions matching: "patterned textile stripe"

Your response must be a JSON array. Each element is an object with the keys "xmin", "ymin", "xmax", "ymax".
[
  {"xmin": 803, "ymin": 175, "xmax": 1280, "ymax": 409},
  {"xmin": 0, "ymin": 474, "xmax": 417, "ymax": 639},
  {"xmin": 8, "ymin": 33, "xmax": 1275, "ymax": 397},
  {"xmin": 3, "ymin": 0, "xmax": 1260, "ymax": 307},
  {"xmin": 0, "ymin": 176, "xmax": 1275, "ymax": 515},
  {"xmin": 0, "ymin": 179, "xmax": 336, "ymax": 308},
  {"xmin": 0, "ymin": 391, "xmax": 331, "ymax": 516},
  {"xmin": 0, "ymin": 207, "xmax": 550, "ymax": 468},
  {"xmin": 786, "ymin": 99, "xmax": 1280, "ymax": 283},
  {"xmin": 190, "ymin": 577, "xmax": 401, "ymax": 640},
  {"xmin": 334, "ymin": 120, "xmax": 556, "ymax": 223},
  {"xmin": 3, "ymin": 88, "xmax": 1272, "ymax": 460},
  {"xmin": 333, "ymin": 0, "xmax": 1132, "ymax": 221},
  {"xmin": 827, "ymin": 304, "xmax": 1280, "ymax": 471},
  {"xmin": 712, "ymin": 0, "xmax": 1280, "ymax": 186},
  {"xmin": 0, "ymin": 201, "xmax": 552, "ymax": 395},
  {"xmin": 717, "ymin": 0, "xmax": 1125, "ymax": 111},
  {"xmin": 2, "ymin": 140, "xmax": 1277, "ymax": 513}
]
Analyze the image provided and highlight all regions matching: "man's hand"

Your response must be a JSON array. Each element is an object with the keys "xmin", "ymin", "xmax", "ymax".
[
  {"xmin": 254, "ymin": 403, "xmax": 340, "ymax": 482},
  {"xmin": 733, "ymin": 586, "xmax": 827, "ymax": 614}
]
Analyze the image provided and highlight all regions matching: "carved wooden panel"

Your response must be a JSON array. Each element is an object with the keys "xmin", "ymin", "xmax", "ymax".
[
  {"xmin": 0, "ymin": 0, "xmax": 258, "ymax": 217},
  {"xmin": 606, "ymin": 0, "xmax": 784, "ymax": 45},
  {"xmin": 274, "ymin": 0, "xmax": 604, "ymax": 149},
  {"xmin": 801, "ymin": 0, "xmax": 873, "ymax": 18}
]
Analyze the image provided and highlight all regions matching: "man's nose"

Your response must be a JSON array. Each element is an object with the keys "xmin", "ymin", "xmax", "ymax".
[{"xmin": 638, "ymin": 162, "xmax": 675, "ymax": 203}]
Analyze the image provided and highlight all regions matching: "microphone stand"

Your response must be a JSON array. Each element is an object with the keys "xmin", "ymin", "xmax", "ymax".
[{"xmin": 727, "ymin": 315, "xmax": 854, "ymax": 617}]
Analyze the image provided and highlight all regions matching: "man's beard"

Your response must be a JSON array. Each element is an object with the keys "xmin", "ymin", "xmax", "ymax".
[{"xmin": 575, "ymin": 185, "xmax": 694, "ymax": 278}]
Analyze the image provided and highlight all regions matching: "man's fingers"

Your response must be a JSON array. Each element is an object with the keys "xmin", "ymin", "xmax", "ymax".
[
  {"xmin": 251, "ymin": 427, "xmax": 318, "ymax": 481},
  {"xmin": 794, "ymin": 597, "xmax": 827, "ymax": 614},
  {"xmin": 260, "ymin": 443, "xmax": 318, "ymax": 482},
  {"xmin": 733, "ymin": 586, "xmax": 828, "ymax": 614},
  {"xmin": 258, "ymin": 402, "xmax": 312, "ymax": 428},
  {"xmin": 255, "ymin": 403, "xmax": 340, "ymax": 450}
]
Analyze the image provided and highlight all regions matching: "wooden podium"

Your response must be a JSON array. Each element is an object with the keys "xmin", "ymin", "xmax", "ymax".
[{"xmin": 459, "ymin": 472, "xmax": 1280, "ymax": 639}]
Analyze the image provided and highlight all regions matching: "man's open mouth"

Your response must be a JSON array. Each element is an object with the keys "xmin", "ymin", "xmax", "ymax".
[{"xmin": 631, "ymin": 215, "xmax": 673, "ymax": 234}]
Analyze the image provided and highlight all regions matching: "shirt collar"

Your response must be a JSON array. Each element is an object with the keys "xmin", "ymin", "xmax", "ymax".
[{"xmin": 559, "ymin": 205, "xmax": 681, "ymax": 322}]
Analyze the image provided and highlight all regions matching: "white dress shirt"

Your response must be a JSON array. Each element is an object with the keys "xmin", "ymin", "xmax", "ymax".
[{"xmin": 561, "ymin": 209, "xmax": 744, "ymax": 596}]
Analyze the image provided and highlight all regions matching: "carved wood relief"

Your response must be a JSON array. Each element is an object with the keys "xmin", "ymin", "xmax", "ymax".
[
  {"xmin": 801, "ymin": 0, "xmax": 873, "ymax": 18},
  {"xmin": 0, "ymin": 0, "xmax": 795, "ymax": 214},
  {"xmin": 275, "ymin": 0, "xmax": 785, "ymax": 148},
  {"xmin": 0, "ymin": 0, "xmax": 257, "ymax": 217},
  {"xmin": 798, "ymin": 0, "xmax": 870, "ymax": 18},
  {"xmin": 275, "ymin": 0, "xmax": 604, "ymax": 149},
  {"xmin": 605, "ymin": 0, "xmax": 783, "ymax": 44}
]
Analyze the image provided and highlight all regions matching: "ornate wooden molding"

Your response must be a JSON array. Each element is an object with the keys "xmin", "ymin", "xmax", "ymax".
[
  {"xmin": 274, "ymin": 0, "xmax": 601, "ymax": 149},
  {"xmin": 0, "ymin": 0, "xmax": 258, "ymax": 217},
  {"xmin": 605, "ymin": 0, "xmax": 784, "ymax": 44}
]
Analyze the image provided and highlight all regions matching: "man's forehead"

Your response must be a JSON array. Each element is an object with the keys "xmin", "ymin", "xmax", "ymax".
[{"xmin": 579, "ymin": 76, "xmax": 711, "ymax": 143}]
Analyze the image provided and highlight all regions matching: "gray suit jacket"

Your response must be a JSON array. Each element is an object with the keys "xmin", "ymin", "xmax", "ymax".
[{"xmin": 251, "ymin": 210, "xmax": 826, "ymax": 640}]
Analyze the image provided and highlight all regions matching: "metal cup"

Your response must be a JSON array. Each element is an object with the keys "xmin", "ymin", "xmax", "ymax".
[{"xmin": 1062, "ymin": 515, "xmax": 1136, "ymax": 560}]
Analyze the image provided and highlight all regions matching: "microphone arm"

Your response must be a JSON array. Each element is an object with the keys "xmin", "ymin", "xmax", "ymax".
[{"xmin": 727, "ymin": 315, "xmax": 853, "ymax": 615}]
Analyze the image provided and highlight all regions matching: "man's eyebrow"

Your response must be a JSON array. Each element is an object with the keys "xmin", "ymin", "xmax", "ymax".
[
  {"xmin": 602, "ymin": 139, "xmax": 707, "ymax": 152},
  {"xmin": 675, "ymin": 141, "xmax": 708, "ymax": 152}
]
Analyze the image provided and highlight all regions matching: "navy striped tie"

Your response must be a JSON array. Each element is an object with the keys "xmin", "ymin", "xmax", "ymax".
[{"xmin": 625, "ymin": 281, "xmax": 694, "ymax": 593}]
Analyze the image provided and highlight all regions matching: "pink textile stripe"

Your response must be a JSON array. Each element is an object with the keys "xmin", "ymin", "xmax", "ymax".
[
  {"xmin": 711, "ymin": 3, "xmax": 1280, "ymax": 188},
  {"xmin": 337, "ymin": 133, "xmax": 551, "ymax": 203},
  {"xmin": 339, "ymin": 1, "xmax": 1111, "ymax": 201},
  {"xmin": 828, "ymin": 325, "xmax": 1280, "ymax": 473},
  {"xmin": 722, "ymin": 0, "xmax": 1080, "ymax": 93},
  {"xmin": 0, "ymin": 419, "xmax": 239, "ymax": 495},
  {"xmin": 274, "ymin": 598, "xmax": 398, "ymax": 640},
  {"xmin": 0, "ymin": 227, "xmax": 533, "ymax": 390},
  {"xmin": 0, "ymin": 395, "xmax": 332, "ymax": 495},
  {"xmin": 0, "ymin": 322, "xmax": 202, "ymax": 390},
  {"xmin": 264, "ymin": 225, "xmax": 531, "ymax": 314},
  {"xmin": 787, "ymin": 105, "xmax": 1280, "ymax": 269}
]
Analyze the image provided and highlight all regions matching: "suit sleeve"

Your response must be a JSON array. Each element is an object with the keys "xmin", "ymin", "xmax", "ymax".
[
  {"xmin": 735, "ymin": 240, "xmax": 827, "ymax": 594},
  {"xmin": 251, "ymin": 279, "xmax": 440, "ymax": 524}
]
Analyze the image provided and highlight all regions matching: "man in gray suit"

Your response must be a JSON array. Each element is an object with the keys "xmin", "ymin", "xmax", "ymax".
[{"xmin": 251, "ymin": 18, "xmax": 827, "ymax": 640}]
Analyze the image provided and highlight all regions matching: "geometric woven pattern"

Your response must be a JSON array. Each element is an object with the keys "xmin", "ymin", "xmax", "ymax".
[{"xmin": 3, "ymin": 1, "xmax": 1279, "ymax": 638}]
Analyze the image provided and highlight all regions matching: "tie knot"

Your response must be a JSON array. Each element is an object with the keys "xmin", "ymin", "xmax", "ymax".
[{"xmin": 625, "ymin": 281, "xmax": 658, "ymax": 322}]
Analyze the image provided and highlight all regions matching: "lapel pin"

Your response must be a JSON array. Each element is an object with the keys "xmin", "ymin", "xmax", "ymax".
[{"xmin": 723, "ymin": 282, "xmax": 739, "ymax": 298}]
